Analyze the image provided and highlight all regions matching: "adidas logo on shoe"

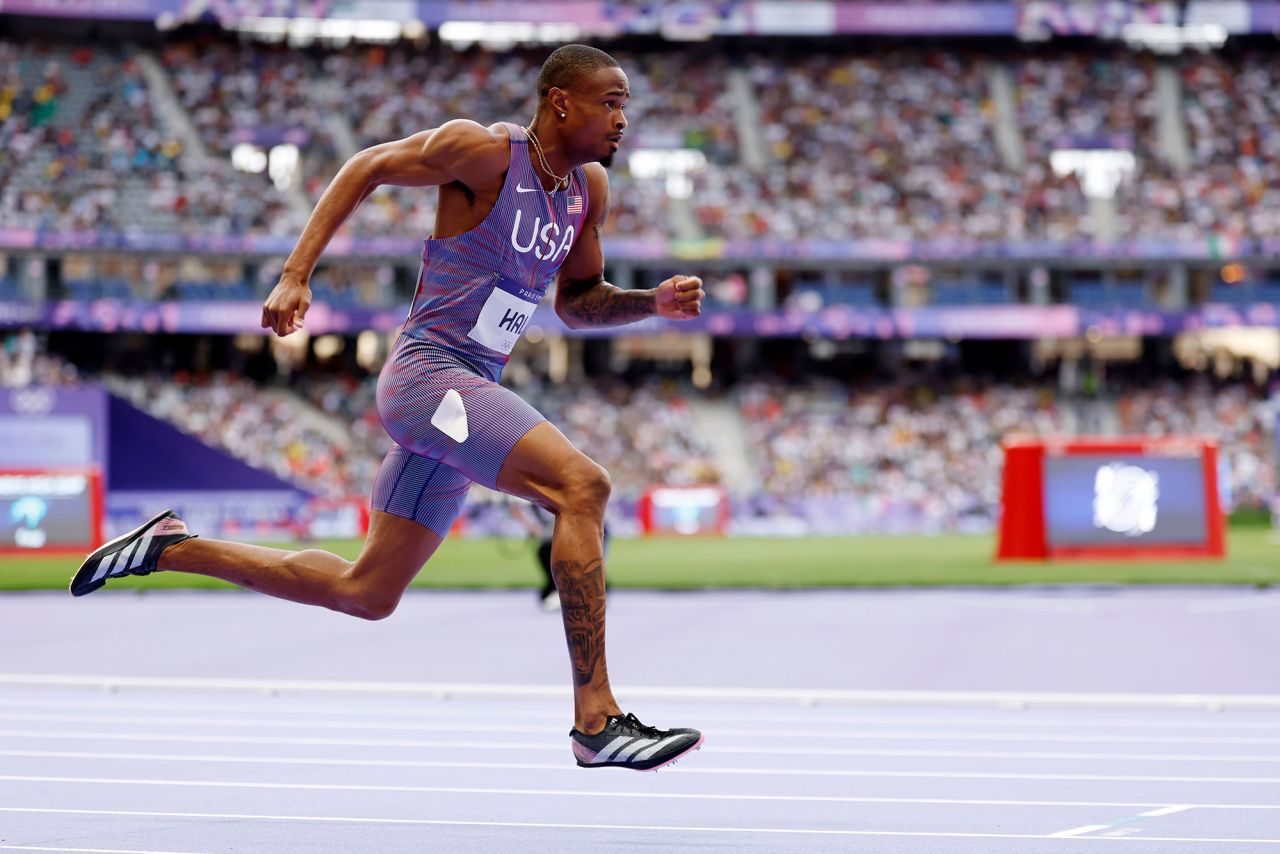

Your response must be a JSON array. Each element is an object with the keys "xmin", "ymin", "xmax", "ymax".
[{"xmin": 69, "ymin": 509, "xmax": 195, "ymax": 597}]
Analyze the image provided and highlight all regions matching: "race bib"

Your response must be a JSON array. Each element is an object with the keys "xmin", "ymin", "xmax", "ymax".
[{"xmin": 467, "ymin": 277, "xmax": 542, "ymax": 355}]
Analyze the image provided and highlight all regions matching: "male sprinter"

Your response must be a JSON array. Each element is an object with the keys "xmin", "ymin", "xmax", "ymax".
[{"xmin": 70, "ymin": 45, "xmax": 705, "ymax": 772}]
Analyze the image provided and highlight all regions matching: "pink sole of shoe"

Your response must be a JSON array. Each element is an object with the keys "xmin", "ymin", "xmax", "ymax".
[{"xmin": 645, "ymin": 734, "xmax": 705, "ymax": 772}]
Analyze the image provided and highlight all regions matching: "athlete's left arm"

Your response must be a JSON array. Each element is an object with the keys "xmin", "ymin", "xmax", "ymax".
[{"xmin": 555, "ymin": 164, "xmax": 704, "ymax": 329}]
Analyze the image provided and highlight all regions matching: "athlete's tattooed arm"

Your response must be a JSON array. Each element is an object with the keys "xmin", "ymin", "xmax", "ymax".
[
  {"xmin": 557, "ymin": 271, "xmax": 657, "ymax": 329},
  {"xmin": 556, "ymin": 163, "xmax": 705, "ymax": 329}
]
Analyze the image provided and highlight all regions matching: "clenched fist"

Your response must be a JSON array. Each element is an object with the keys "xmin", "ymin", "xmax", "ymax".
[
  {"xmin": 655, "ymin": 275, "xmax": 704, "ymax": 321},
  {"xmin": 261, "ymin": 276, "xmax": 312, "ymax": 337}
]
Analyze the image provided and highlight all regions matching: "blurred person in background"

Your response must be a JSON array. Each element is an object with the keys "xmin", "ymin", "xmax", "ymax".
[
  {"xmin": 510, "ymin": 497, "xmax": 612, "ymax": 611},
  {"xmin": 70, "ymin": 44, "xmax": 705, "ymax": 772}
]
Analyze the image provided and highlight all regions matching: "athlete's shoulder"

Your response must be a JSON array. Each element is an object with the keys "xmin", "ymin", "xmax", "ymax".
[
  {"xmin": 580, "ymin": 162, "xmax": 611, "ymax": 219},
  {"xmin": 422, "ymin": 120, "xmax": 512, "ymax": 180},
  {"xmin": 581, "ymin": 162, "xmax": 609, "ymax": 184},
  {"xmin": 429, "ymin": 119, "xmax": 511, "ymax": 154}
]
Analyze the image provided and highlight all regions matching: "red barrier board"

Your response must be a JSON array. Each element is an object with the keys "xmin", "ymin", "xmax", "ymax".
[{"xmin": 997, "ymin": 437, "xmax": 1225, "ymax": 561}]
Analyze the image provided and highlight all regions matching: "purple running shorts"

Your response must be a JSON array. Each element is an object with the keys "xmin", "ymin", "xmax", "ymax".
[{"xmin": 370, "ymin": 334, "xmax": 546, "ymax": 536}]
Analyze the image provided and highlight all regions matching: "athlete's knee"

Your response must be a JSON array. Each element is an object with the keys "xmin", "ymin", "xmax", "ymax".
[
  {"xmin": 561, "ymin": 459, "xmax": 611, "ymax": 514},
  {"xmin": 336, "ymin": 572, "xmax": 402, "ymax": 621},
  {"xmin": 345, "ymin": 589, "xmax": 400, "ymax": 621}
]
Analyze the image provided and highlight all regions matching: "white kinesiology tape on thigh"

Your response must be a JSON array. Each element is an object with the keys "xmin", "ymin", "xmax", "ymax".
[{"xmin": 431, "ymin": 388, "xmax": 470, "ymax": 443}]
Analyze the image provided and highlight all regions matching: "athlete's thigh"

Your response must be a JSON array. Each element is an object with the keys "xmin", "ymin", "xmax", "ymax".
[
  {"xmin": 377, "ymin": 346, "xmax": 546, "ymax": 490},
  {"xmin": 346, "ymin": 508, "xmax": 446, "ymax": 592},
  {"xmin": 355, "ymin": 442, "xmax": 473, "ymax": 597},
  {"xmin": 494, "ymin": 420, "xmax": 603, "ymax": 510},
  {"xmin": 370, "ymin": 443, "xmax": 473, "ymax": 539}
]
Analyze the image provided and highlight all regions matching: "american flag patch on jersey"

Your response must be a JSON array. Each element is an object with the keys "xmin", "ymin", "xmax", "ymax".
[{"xmin": 567, "ymin": 196, "xmax": 583, "ymax": 214}]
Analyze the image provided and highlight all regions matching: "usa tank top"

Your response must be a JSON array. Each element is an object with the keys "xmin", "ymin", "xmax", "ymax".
[{"xmin": 400, "ymin": 122, "xmax": 591, "ymax": 380}]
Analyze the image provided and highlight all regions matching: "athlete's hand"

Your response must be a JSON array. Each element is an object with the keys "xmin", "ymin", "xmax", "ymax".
[
  {"xmin": 655, "ymin": 275, "xmax": 704, "ymax": 321},
  {"xmin": 261, "ymin": 276, "xmax": 312, "ymax": 337}
]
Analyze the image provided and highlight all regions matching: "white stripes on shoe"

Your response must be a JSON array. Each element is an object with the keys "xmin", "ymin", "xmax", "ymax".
[
  {"xmin": 591, "ymin": 737, "xmax": 634, "ymax": 763},
  {"xmin": 90, "ymin": 550, "xmax": 122, "ymax": 585},
  {"xmin": 89, "ymin": 528, "xmax": 155, "ymax": 584},
  {"xmin": 632, "ymin": 734, "xmax": 686, "ymax": 762},
  {"xmin": 589, "ymin": 734, "xmax": 683, "ymax": 765}
]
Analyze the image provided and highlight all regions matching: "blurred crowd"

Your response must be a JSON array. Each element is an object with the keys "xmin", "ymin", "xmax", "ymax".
[
  {"xmin": 1115, "ymin": 377, "xmax": 1277, "ymax": 509},
  {"xmin": 0, "ymin": 330, "xmax": 78, "ymax": 386},
  {"xmin": 736, "ymin": 379, "xmax": 1072, "ymax": 533},
  {"xmin": 2, "ymin": 328, "xmax": 1272, "ymax": 532},
  {"xmin": 4, "ymin": 358, "xmax": 1257, "ymax": 534},
  {"xmin": 1175, "ymin": 49, "xmax": 1280, "ymax": 243},
  {"xmin": 4, "ymin": 38, "xmax": 1279, "ymax": 246}
]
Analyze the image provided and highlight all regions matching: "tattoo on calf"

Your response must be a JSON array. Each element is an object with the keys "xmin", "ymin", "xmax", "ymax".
[{"xmin": 552, "ymin": 557, "xmax": 607, "ymax": 686}]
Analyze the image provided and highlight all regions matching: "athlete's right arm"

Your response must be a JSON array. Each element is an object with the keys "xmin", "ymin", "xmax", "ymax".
[{"xmin": 261, "ymin": 121, "xmax": 508, "ymax": 336}]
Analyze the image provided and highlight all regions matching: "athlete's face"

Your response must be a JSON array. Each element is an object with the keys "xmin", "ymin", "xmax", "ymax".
[{"xmin": 561, "ymin": 67, "xmax": 629, "ymax": 168}]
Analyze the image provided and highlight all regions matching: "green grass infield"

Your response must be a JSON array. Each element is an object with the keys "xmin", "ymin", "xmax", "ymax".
[{"xmin": 4, "ymin": 528, "xmax": 1278, "ymax": 591}]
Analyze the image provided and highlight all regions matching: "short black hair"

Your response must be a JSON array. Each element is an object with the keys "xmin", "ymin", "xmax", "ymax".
[{"xmin": 536, "ymin": 44, "xmax": 621, "ymax": 100}]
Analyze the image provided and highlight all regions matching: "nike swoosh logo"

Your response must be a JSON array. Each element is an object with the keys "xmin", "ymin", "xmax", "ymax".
[{"xmin": 516, "ymin": 184, "xmax": 539, "ymax": 193}]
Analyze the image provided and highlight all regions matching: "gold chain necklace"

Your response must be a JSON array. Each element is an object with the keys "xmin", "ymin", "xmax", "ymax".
[{"xmin": 524, "ymin": 126, "xmax": 569, "ymax": 194}]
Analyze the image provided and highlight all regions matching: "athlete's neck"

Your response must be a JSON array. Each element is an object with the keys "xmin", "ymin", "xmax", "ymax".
[{"xmin": 527, "ymin": 118, "xmax": 575, "ymax": 187}]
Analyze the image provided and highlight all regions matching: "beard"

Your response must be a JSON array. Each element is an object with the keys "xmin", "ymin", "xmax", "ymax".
[{"xmin": 598, "ymin": 152, "xmax": 615, "ymax": 168}]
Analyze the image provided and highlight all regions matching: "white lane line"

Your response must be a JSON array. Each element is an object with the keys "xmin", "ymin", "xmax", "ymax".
[
  {"xmin": 2, "ymin": 775, "xmax": 1277, "ymax": 810},
  {"xmin": 1140, "ymin": 805, "xmax": 1195, "ymax": 817},
  {"xmin": 0, "ymin": 847, "xmax": 207, "ymax": 854},
  {"xmin": 1050, "ymin": 825, "xmax": 1114, "ymax": 838},
  {"xmin": 4, "ymin": 807, "xmax": 1280, "ymax": 844},
  {"xmin": 3, "ymin": 712, "xmax": 1277, "ymax": 746},
  {"xmin": 4, "ymin": 675, "xmax": 1280, "ymax": 710},
  {"xmin": 1, "ymin": 729, "xmax": 1275, "ymax": 763},
  {"xmin": 0, "ymin": 847, "xmax": 208, "ymax": 854},
  {"xmin": 2, "ymin": 697, "xmax": 1278, "ymax": 733},
  {"xmin": 1048, "ymin": 805, "xmax": 1196, "ymax": 838},
  {"xmin": 1188, "ymin": 599, "xmax": 1280, "ymax": 614},
  {"xmin": 4, "ymin": 749, "xmax": 1280, "ymax": 784}
]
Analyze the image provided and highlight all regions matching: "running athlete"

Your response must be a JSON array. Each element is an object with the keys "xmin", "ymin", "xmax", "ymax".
[{"xmin": 70, "ymin": 45, "xmax": 705, "ymax": 772}]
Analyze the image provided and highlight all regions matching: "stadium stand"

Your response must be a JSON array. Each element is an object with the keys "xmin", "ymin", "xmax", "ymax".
[
  {"xmin": 1, "ymin": 20, "xmax": 1278, "ymax": 538},
  {"xmin": 5, "ymin": 35, "xmax": 1280, "ymax": 247}
]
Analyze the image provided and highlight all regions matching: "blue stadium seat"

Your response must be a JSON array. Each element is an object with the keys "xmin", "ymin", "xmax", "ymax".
[
  {"xmin": 171, "ymin": 280, "xmax": 255, "ymax": 301},
  {"xmin": 1209, "ymin": 284, "xmax": 1255, "ymax": 305},
  {"xmin": 1070, "ymin": 281, "xmax": 1150, "ymax": 308},
  {"xmin": 830, "ymin": 285, "xmax": 879, "ymax": 307},
  {"xmin": 1255, "ymin": 282, "xmax": 1280, "ymax": 304},
  {"xmin": 931, "ymin": 280, "xmax": 1011, "ymax": 306},
  {"xmin": 102, "ymin": 279, "xmax": 134, "ymax": 300},
  {"xmin": 64, "ymin": 279, "xmax": 99, "ymax": 301}
]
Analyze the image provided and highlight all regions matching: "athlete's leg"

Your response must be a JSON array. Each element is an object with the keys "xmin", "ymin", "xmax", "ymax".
[
  {"xmin": 157, "ymin": 510, "xmax": 442, "ymax": 621},
  {"xmin": 496, "ymin": 421, "xmax": 621, "ymax": 734},
  {"xmin": 153, "ymin": 444, "xmax": 472, "ymax": 620},
  {"xmin": 376, "ymin": 344, "xmax": 621, "ymax": 731}
]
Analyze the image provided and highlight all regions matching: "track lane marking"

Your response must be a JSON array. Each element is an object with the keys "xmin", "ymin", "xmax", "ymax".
[
  {"xmin": 3, "ymin": 675, "xmax": 1279, "ymax": 710},
  {"xmin": 2, "ymin": 749, "xmax": 1279, "ymax": 783},
  {"xmin": 2, "ymin": 712, "xmax": 1278, "ymax": 745},
  {"xmin": 3, "ymin": 806, "xmax": 1279, "ymax": 843},
  {"xmin": 1049, "ymin": 805, "xmax": 1196, "ymax": 839},
  {"xmin": 2, "ymin": 697, "xmax": 1278, "ymax": 732},
  {"xmin": 2, "ymin": 774, "xmax": 1277, "ymax": 810},
  {"xmin": 1, "ymin": 729, "xmax": 1275, "ymax": 762}
]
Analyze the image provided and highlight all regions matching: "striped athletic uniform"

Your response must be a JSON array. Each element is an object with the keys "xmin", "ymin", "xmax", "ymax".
[{"xmin": 371, "ymin": 123, "xmax": 590, "ymax": 536}]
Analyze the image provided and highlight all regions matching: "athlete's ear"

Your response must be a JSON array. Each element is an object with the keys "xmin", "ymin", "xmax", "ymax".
[{"xmin": 546, "ymin": 87, "xmax": 570, "ymax": 120}]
